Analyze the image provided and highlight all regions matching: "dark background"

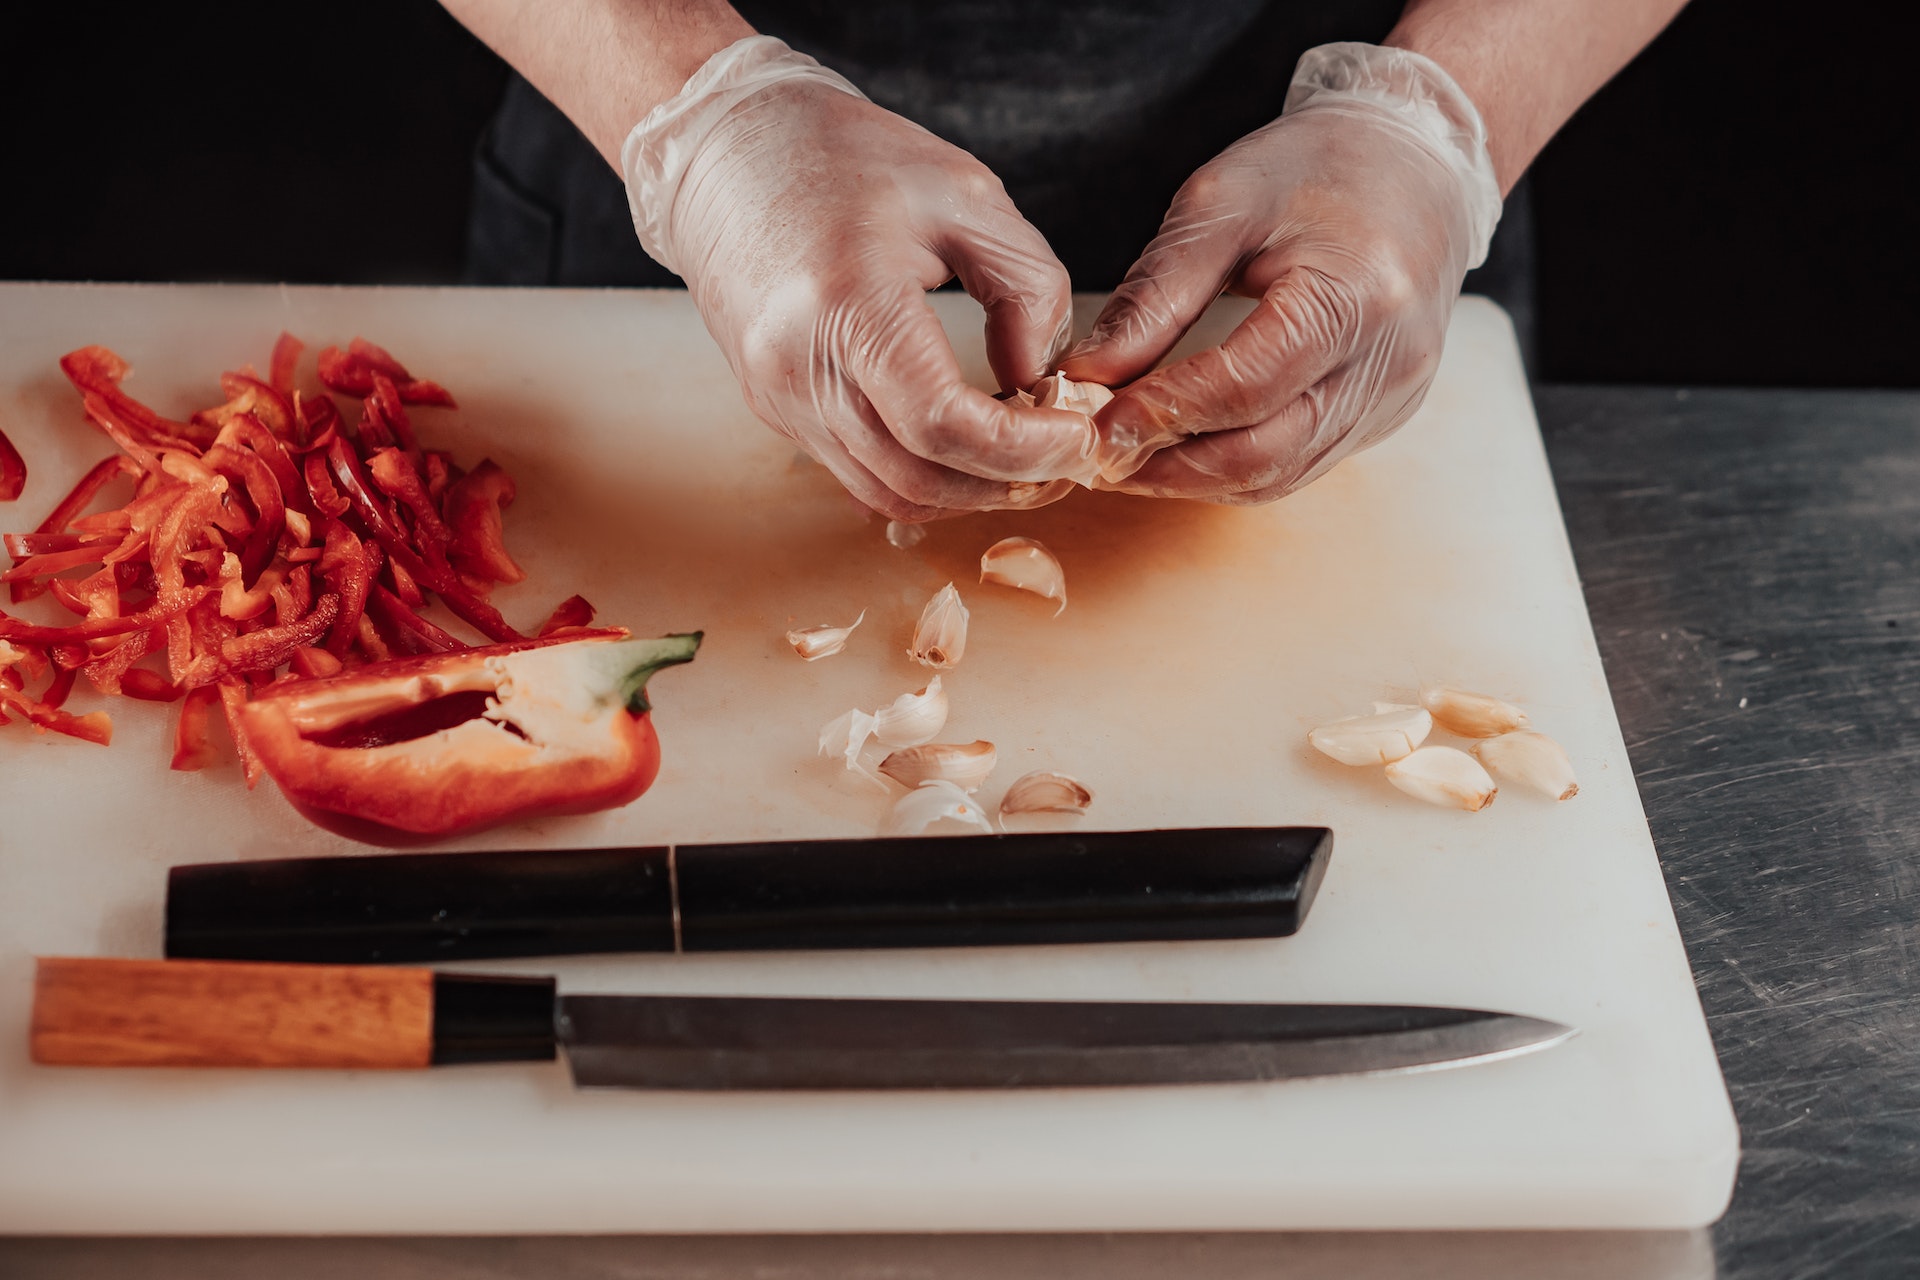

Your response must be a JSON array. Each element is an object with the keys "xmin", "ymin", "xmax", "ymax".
[{"xmin": 0, "ymin": 1, "xmax": 1912, "ymax": 388}]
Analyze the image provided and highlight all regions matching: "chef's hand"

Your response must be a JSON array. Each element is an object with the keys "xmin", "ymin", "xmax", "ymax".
[
  {"xmin": 1058, "ymin": 42, "xmax": 1502, "ymax": 503},
  {"xmin": 623, "ymin": 36, "xmax": 1089, "ymax": 520}
]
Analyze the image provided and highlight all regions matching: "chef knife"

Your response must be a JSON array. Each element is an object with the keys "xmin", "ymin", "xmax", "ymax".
[
  {"xmin": 30, "ymin": 957, "xmax": 1573, "ymax": 1088},
  {"xmin": 165, "ymin": 827, "xmax": 1332, "ymax": 965}
]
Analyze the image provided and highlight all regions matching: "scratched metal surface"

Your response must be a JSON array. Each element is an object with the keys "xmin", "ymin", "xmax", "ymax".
[
  {"xmin": 6, "ymin": 384, "xmax": 1914, "ymax": 1276},
  {"xmin": 1535, "ymin": 385, "xmax": 1920, "ymax": 1280}
]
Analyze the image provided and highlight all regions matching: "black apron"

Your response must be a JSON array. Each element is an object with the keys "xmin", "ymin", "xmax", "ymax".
[{"xmin": 465, "ymin": 1, "xmax": 1534, "ymax": 365}]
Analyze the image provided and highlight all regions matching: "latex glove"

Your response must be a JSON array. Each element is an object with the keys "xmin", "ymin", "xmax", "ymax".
[
  {"xmin": 1059, "ymin": 42, "xmax": 1502, "ymax": 503},
  {"xmin": 623, "ymin": 36, "xmax": 1091, "ymax": 520}
]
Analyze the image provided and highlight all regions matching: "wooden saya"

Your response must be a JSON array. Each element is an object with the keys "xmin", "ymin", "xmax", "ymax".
[{"xmin": 30, "ymin": 956, "xmax": 435, "ymax": 1069}]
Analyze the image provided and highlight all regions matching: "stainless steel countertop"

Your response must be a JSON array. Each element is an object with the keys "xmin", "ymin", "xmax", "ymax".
[{"xmin": 6, "ymin": 384, "xmax": 1914, "ymax": 1279}]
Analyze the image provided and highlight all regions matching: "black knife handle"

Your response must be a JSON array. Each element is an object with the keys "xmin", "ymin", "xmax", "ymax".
[{"xmin": 166, "ymin": 827, "xmax": 1332, "ymax": 965}]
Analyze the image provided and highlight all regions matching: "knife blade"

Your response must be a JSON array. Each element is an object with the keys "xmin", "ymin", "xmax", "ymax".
[{"xmin": 31, "ymin": 958, "xmax": 1574, "ymax": 1089}]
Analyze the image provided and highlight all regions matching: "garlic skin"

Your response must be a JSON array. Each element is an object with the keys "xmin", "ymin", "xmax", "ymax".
[
  {"xmin": 999, "ymin": 770, "xmax": 1093, "ymax": 817},
  {"xmin": 1420, "ymin": 686, "xmax": 1530, "ymax": 738},
  {"xmin": 1308, "ymin": 706, "xmax": 1433, "ymax": 766},
  {"xmin": 1032, "ymin": 374, "xmax": 1115, "ymax": 418},
  {"xmin": 882, "ymin": 779, "xmax": 997, "ymax": 837},
  {"xmin": 1384, "ymin": 746, "xmax": 1497, "ymax": 811},
  {"xmin": 979, "ymin": 536, "xmax": 1067, "ymax": 615},
  {"xmin": 884, "ymin": 520, "xmax": 926, "ymax": 550},
  {"xmin": 817, "ymin": 708, "xmax": 884, "ymax": 786},
  {"xmin": 872, "ymin": 675, "xmax": 948, "ymax": 747},
  {"xmin": 879, "ymin": 740, "xmax": 997, "ymax": 792},
  {"xmin": 786, "ymin": 609, "xmax": 865, "ymax": 661},
  {"xmin": 1475, "ymin": 731, "xmax": 1579, "ymax": 802},
  {"xmin": 908, "ymin": 583, "xmax": 970, "ymax": 669}
]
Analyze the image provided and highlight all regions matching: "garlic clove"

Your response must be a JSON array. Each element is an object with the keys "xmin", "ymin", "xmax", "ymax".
[
  {"xmin": 884, "ymin": 520, "xmax": 926, "ymax": 550},
  {"xmin": 1420, "ymin": 686, "xmax": 1530, "ymax": 738},
  {"xmin": 1474, "ymin": 731, "xmax": 1579, "ymax": 802},
  {"xmin": 1384, "ymin": 746, "xmax": 1497, "ymax": 811},
  {"xmin": 999, "ymin": 770, "xmax": 1093, "ymax": 817},
  {"xmin": 817, "ymin": 708, "xmax": 885, "ymax": 786},
  {"xmin": 879, "ymin": 740, "xmax": 997, "ymax": 792},
  {"xmin": 908, "ymin": 583, "xmax": 970, "ymax": 669},
  {"xmin": 1372, "ymin": 700, "xmax": 1418, "ymax": 715},
  {"xmin": 1307, "ymin": 706, "xmax": 1433, "ymax": 766},
  {"xmin": 882, "ymin": 779, "xmax": 997, "ymax": 837},
  {"xmin": 786, "ymin": 609, "xmax": 865, "ymax": 661},
  {"xmin": 979, "ymin": 536, "xmax": 1067, "ymax": 615},
  {"xmin": 872, "ymin": 675, "xmax": 948, "ymax": 747},
  {"xmin": 1032, "ymin": 374, "xmax": 1115, "ymax": 418}
]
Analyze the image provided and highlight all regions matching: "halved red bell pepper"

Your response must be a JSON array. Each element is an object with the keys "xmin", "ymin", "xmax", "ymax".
[{"xmin": 238, "ymin": 629, "xmax": 699, "ymax": 840}]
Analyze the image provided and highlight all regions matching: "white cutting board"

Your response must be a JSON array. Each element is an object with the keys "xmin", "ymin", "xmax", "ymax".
[{"xmin": 0, "ymin": 284, "xmax": 1736, "ymax": 1233}]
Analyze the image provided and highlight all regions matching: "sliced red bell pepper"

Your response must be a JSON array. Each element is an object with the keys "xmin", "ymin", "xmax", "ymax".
[
  {"xmin": 537, "ymin": 594, "xmax": 596, "ymax": 636},
  {"xmin": 203, "ymin": 444, "xmax": 285, "ymax": 585},
  {"xmin": 288, "ymin": 646, "xmax": 344, "ymax": 680},
  {"xmin": 119, "ymin": 667, "xmax": 181, "ymax": 702},
  {"xmin": 318, "ymin": 520, "xmax": 376, "ymax": 658},
  {"xmin": 269, "ymin": 333, "xmax": 305, "ymax": 402},
  {"xmin": 304, "ymin": 449, "xmax": 350, "ymax": 518},
  {"xmin": 221, "ymin": 593, "xmax": 340, "ymax": 676},
  {"xmin": 367, "ymin": 448, "xmax": 451, "ymax": 554},
  {"xmin": 1, "ymin": 427, "xmax": 24, "ymax": 502},
  {"xmin": 0, "ymin": 585, "xmax": 209, "ymax": 645},
  {"xmin": 41, "ymin": 664, "xmax": 78, "ymax": 709},
  {"xmin": 0, "ymin": 684, "xmax": 112, "ymax": 744},
  {"xmin": 366, "ymin": 584, "xmax": 461, "ymax": 654},
  {"xmin": 239, "ymin": 629, "xmax": 698, "ymax": 839},
  {"xmin": 370, "ymin": 375, "xmax": 420, "ymax": 457},
  {"xmin": 171, "ymin": 682, "xmax": 221, "ymax": 771},
  {"xmin": 193, "ymin": 373, "xmax": 294, "ymax": 441},
  {"xmin": 59, "ymin": 347, "xmax": 202, "ymax": 448},
  {"xmin": 0, "ymin": 546, "xmax": 116, "ymax": 582},
  {"xmin": 443, "ymin": 459, "xmax": 526, "ymax": 586},
  {"xmin": 218, "ymin": 676, "xmax": 264, "ymax": 788},
  {"xmin": 218, "ymin": 413, "xmax": 305, "ymax": 512}
]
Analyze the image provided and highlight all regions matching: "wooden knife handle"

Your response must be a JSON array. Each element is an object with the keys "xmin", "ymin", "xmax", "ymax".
[{"xmin": 31, "ymin": 957, "xmax": 434, "ymax": 1069}]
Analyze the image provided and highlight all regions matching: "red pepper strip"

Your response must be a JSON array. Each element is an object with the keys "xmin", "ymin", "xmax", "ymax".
[
  {"xmin": 219, "ymin": 413, "xmax": 306, "ymax": 512},
  {"xmin": 221, "ymin": 592, "xmax": 340, "ymax": 675},
  {"xmin": 367, "ymin": 584, "xmax": 462, "ymax": 654},
  {"xmin": 218, "ymin": 677, "xmax": 264, "ymax": 787},
  {"xmin": 59, "ymin": 347, "xmax": 197, "ymax": 444},
  {"xmin": 326, "ymin": 435, "xmax": 406, "ymax": 544},
  {"xmin": 11, "ymin": 642, "xmax": 49, "ymax": 681},
  {"xmin": 538, "ymin": 594, "xmax": 597, "ymax": 636},
  {"xmin": 204, "ymin": 444, "xmax": 285, "ymax": 586},
  {"xmin": 443, "ymin": 459, "xmax": 527, "ymax": 585},
  {"xmin": 316, "ymin": 346, "xmax": 376, "ymax": 397},
  {"xmin": 288, "ymin": 646, "xmax": 344, "ymax": 679},
  {"xmin": 423, "ymin": 451, "xmax": 456, "ymax": 503},
  {"xmin": 370, "ymin": 375, "xmax": 420, "ymax": 457},
  {"xmin": 171, "ymin": 683, "xmax": 221, "ymax": 770},
  {"xmin": 42, "ymin": 664, "xmax": 78, "ymax": 709},
  {"xmin": 0, "ymin": 427, "xmax": 24, "ymax": 501},
  {"xmin": 348, "ymin": 338, "xmax": 411, "ymax": 380},
  {"xmin": 318, "ymin": 521, "xmax": 375, "ymax": 657},
  {"xmin": 84, "ymin": 625, "xmax": 158, "ymax": 696},
  {"xmin": 80, "ymin": 394, "xmax": 160, "ymax": 471},
  {"xmin": 10, "ymin": 455, "xmax": 138, "ymax": 604},
  {"xmin": 367, "ymin": 447, "xmax": 452, "ymax": 555},
  {"xmin": 0, "ymin": 585, "xmax": 209, "ymax": 644},
  {"xmin": 119, "ymin": 666, "xmax": 180, "ymax": 702},
  {"xmin": 304, "ymin": 449, "xmax": 350, "ymax": 518},
  {"xmin": 356, "ymin": 394, "xmax": 397, "ymax": 452},
  {"xmin": 397, "ymin": 379, "xmax": 456, "ymax": 408},
  {"xmin": 0, "ymin": 546, "xmax": 115, "ymax": 582},
  {"xmin": 222, "ymin": 374, "xmax": 295, "ymax": 439},
  {"xmin": 149, "ymin": 486, "xmax": 225, "ymax": 681},
  {"xmin": 5, "ymin": 532, "xmax": 118, "ymax": 556},
  {"xmin": 270, "ymin": 333, "xmax": 305, "ymax": 402},
  {"xmin": 46, "ymin": 579, "xmax": 91, "ymax": 616},
  {"xmin": 0, "ymin": 684, "xmax": 112, "ymax": 745},
  {"xmin": 386, "ymin": 554, "xmax": 427, "ymax": 607},
  {"xmin": 281, "ymin": 563, "xmax": 313, "ymax": 624},
  {"xmin": 296, "ymin": 392, "xmax": 339, "ymax": 451},
  {"xmin": 50, "ymin": 640, "xmax": 90, "ymax": 670}
]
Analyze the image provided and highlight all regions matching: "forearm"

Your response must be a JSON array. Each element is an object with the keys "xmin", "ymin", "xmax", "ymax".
[
  {"xmin": 1385, "ymin": 0, "xmax": 1688, "ymax": 193},
  {"xmin": 440, "ymin": 0, "xmax": 753, "ymax": 169}
]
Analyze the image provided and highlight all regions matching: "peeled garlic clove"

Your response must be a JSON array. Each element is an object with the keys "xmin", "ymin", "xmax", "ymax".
[
  {"xmin": 1372, "ymin": 700, "xmax": 1417, "ymax": 715},
  {"xmin": 882, "ymin": 779, "xmax": 997, "ymax": 837},
  {"xmin": 1032, "ymin": 374, "xmax": 1114, "ymax": 418},
  {"xmin": 1384, "ymin": 746, "xmax": 1497, "ymax": 812},
  {"xmin": 786, "ymin": 609, "xmax": 865, "ymax": 661},
  {"xmin": 999, "ymin": 770, "xmax": 1093, "ymax": 817},
  {"xmin": 909, "ymin": 583, "xmax": 969, "ymax": 669},
  {"xmin": 1308, "ymin": 705, "xmax": 1433, "ymax": 766},
  {"xmin": 879, "ymin": 740, "xmax": 997, "ymax": 792},
  {"xmin": 1420, "ymin": 686, "xmax": 1530, "ymax": 738},
  {"xmin": 872, "ymin": 675, "xmax": 948, "ymax": 747},
  {"xmin": 884, "ymin": 520, "xmax": 926, "ymax": 550},
  {"xmin": 1474, "ymin": 731, "xmax": 1579, "ymax": 802},
  {"xmin": 979, "ymin": 536, "xmax": 1067, "ymax": 615},
  {"xmin": 817, "ymin": 708, "xmax": 884, "ymax": 786}
]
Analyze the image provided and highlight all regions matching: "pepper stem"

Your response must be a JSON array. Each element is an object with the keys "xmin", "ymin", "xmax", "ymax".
[{"xmin": 611, "ymin": 632, "xmax": 702, "ymax": 714}]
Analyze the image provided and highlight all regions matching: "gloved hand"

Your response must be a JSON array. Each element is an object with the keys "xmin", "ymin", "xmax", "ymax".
[
  {"xmin": 623, "ymin": 36, "xmax": 1091, "ymax": 520},
  {"xmin": 1058, "ymin": 42, "xmax": 1502, "ymax": 502}
]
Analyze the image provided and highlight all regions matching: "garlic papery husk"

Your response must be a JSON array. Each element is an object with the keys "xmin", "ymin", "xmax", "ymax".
[
  {"xmin": 872, "ymin": 675, "xmax": 948, "ymax": 747},
  {"xmin": 879, "ymin": 740, "xmax": 997, "ymax": 792},
  {"xmin": 1384, "ymin": 746, "xmax": 1497, "ymax": 812},
  {"xmin": 908, "ymin": 583, "xmax": 969, "ymax": 669},
  {"xmin": 1420, "ymin": 686, "xmax": 1530, "ymax": 738},
  {"xmin": 1308, "ymin": 706, "xmax": 1433, "ymax": 766},
  {"xmin": 979, "ymin": 536, "xmax": 1067, "ymax": 615},
  {"xmin": 817, "ymin": 708, "xmax": 884, "ymax": 786},
  {"xmin": 1032, "ymin": 374, "xmax": 1115, "ymax": 418},
  {"xmin": 1474, "ymin": 731, "xmax": 1579, "ymax": 802},
  {"xmin": 884, "ymin": 520, "xmax": 926, "ymax": 550},
  {"xmin": 786, "ymin": 609, "xmax": 865, "ymax": 661},
  {"xmin": 882, "ymin": 779, "xmax": 997, "ymax": 837},
  {"xmin": 999, "ymin": 770, "xmax": 1093, "ymax": 817}
]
